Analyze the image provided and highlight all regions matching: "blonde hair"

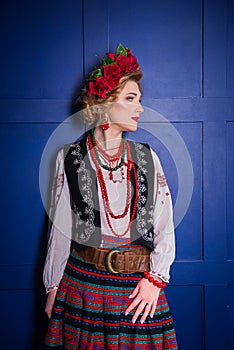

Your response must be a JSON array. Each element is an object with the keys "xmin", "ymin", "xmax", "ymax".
[{"xmin": 75, "ymin": 71, "xmax": 143, "ymax": 125}]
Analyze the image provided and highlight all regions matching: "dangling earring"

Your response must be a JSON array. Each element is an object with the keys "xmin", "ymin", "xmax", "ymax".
[
  {"xmin": 102, "ymin": 123, "xmax": 110, "ymax": 131},
  {"xmin": 101, "ymin": 114, "xmax": 110, "ymax": 131}
]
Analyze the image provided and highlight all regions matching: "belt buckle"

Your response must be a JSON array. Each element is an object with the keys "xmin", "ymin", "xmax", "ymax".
[{"xmin": 105, "ymin": 249, "xmax": 120, "ymax": 274}]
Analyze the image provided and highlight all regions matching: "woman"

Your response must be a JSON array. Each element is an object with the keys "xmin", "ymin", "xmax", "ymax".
[{"xmin": 43, "ymin": 44, "xmax": 178, "ymax": 349}]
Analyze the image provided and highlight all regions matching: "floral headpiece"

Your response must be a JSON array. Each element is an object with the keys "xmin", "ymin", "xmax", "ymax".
[{"xmin": 87, "ymin": 44, "xmax": 141, "ymax": 99}]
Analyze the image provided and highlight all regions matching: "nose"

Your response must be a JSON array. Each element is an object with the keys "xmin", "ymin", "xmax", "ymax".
[{"xmin": 136, "ymin": 100, "xmax": 144, "ymax": 113}]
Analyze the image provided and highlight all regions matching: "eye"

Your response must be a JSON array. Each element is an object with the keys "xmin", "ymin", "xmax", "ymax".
[{"xmin": 126, "ymin": 96, "xmax": 134, "ymax": 102}]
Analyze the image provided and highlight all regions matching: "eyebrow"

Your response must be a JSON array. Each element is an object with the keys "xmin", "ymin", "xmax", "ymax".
[{"xmin": 126, "ymin": 92, "xmax": 142, "ymax": 98}]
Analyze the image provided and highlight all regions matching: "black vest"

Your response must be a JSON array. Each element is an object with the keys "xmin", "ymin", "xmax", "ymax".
[{"xmin": 64, "ymin": 131, "xmax": 155, "ymax": 252}]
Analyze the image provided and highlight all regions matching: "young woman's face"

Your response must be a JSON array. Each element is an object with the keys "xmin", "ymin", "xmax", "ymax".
[{"xmin": 108, "ymin": 80, "xmax": 144, "ymax": 133}]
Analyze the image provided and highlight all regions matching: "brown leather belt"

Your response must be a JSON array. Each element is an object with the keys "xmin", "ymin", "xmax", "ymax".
[{"xmin": 72, "ymin": 246, "xmax": 151, "ymax": 274}]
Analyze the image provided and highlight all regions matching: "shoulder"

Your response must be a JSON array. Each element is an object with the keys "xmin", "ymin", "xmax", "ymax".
[
  {"xmin": 128, "ymin": 139, "xmax": 150, "ymax": 150},
  {"xmin": 62, "ymin": 133, "xmax": 88, "ymax": 158},
  {"xmin": 129, "ymin": 141, "xmax": 163, "ymax": 171}
]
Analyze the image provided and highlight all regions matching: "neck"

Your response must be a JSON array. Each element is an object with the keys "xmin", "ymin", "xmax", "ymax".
[{"xmin": 94, "ymin": 126, "xmax": 122, "ymax": 152}]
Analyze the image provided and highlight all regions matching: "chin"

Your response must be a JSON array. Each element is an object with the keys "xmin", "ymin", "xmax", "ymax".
[{"xmin": 123, "ymin": 123, "xmax": 138, "ymax": 132}]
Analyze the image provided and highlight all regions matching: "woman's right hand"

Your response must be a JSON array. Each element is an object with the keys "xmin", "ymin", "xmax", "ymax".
[{"xmin": 44, "ymin": 289, "xmax": 57, "ymax": 319}]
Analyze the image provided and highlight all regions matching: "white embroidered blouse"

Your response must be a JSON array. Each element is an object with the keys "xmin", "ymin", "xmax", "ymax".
[{"xmin": 43, "ymin": 143, "xmax": 176, "ymax": 293}]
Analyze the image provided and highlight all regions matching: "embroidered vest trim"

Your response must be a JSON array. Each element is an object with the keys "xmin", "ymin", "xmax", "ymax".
[{"xmin": 64, "ymin": 131, "xmax": 155, "ymax": 250}]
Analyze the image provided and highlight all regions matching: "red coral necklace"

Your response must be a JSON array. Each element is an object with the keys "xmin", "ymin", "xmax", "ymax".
[
  {"xmin": 88, "ymin": 132, "xmax": 138, "ymax": 237},
  {"xmin": 95, "ymin": 136, "xmax": 125, "ymax": 182}
]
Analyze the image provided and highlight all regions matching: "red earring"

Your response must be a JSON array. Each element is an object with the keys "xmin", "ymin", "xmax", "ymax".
[
  {"xmin": 101, "ymin": 123, "xmax": 110, "ymax": 131},
  {"xmin": 101, "ymin": 115, "xmax": 110, "ymax": 130}
]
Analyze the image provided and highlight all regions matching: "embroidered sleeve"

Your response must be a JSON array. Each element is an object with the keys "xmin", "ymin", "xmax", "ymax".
[
  {"xmin": 43, "ymin": 148, "xmax": 72, "ymax": 293},
  {"xmin": 149, "ymin": 149, "xmax": 176, "ymax": 283}
]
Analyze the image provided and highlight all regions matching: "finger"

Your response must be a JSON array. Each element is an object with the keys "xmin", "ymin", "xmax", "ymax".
[
  {"xmin": 45, "ymin": 306, "xmax": 51, "ymax": 319},
  {"xmin": 125, "ymin": 296, "xmax": 141, "ymax": 315},
  {"xmin": 131, "ymin": 300, "xmax": 146, "ymax": 324},
  {"xmin": 150, "ymin": 301, "xmax": 157, "ymax": 318},
  {"xmin": 129, "ymin": 285, "xmax": 139, "ymax": 299},
  {"xmin": 140, "ymin": 302, "xmax": 152, "ymax": 324},
  {"xmin": 45, "ymin": 310, "xmax": 51, "ymax": 319},
  {"xmin": 150, "ymin": 294, "xmax": 159, "ymax": 318}
]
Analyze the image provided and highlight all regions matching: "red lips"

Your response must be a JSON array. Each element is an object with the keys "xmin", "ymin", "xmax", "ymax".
[{"xmin": 131, "ymin": 117, "xmax": 139, "ymax": 122}]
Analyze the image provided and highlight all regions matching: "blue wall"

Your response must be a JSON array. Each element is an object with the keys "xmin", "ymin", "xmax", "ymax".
[{"xmin": 0, "ymin": 1, "xmax": 233, "ymax": 349}]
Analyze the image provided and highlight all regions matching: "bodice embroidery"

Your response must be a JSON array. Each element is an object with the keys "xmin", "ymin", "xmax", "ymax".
[
  {"xmin": 70, "ymin": 143, "xmax": 95, "ymax": 243},
  {"xmin": 133, "ymin": 142, "xmax": 154, "ymax": 241}
]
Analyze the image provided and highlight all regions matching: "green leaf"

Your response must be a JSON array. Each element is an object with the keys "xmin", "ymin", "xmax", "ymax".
[
  {"xmin": 102, "ymin": 57, "xmax": 114, "ymax": 65},
  {"xmin": 90, "ymin": 68, "xmax": 103, "ymax": 79},
  {"xmin": 116, "ymin": 43, "xmax": 127, "ymax": 56},
  {"xmin": 95, "ymin": 68, "xmax": 103, "ymax": 77}
]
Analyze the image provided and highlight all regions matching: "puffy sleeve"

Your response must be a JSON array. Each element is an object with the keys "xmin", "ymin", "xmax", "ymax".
[
  {"xmin": 43, "ymin": 148, "xmax": 72, "ymax": 293},
  {"xmin": 149, "ymin": 149, "xmax": 176, "ymax": 283}
]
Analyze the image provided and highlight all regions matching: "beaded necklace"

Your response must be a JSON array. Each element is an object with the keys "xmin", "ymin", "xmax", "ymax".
[
  {"xmin": 95, "ymin": 137, "xmax": 123, "ymax": 163},
  {"xmin": 87, "ymin": 132, "xmax": 138, "ymax": 237},
  {"xmin": 91, "ymin": 128, "xmax": 126, "ymax": 171}
]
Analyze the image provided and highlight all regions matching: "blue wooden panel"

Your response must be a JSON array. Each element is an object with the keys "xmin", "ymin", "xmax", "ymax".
[
  {"xmin": 169, "ymin": 123, "xmax": 202, "ymax": 260},
  {"xmin": 227, "ymin": 122, "xmax": 234, "ymax": 259},
  {"xmin": 166, "ymin": 286, "xmax": 205, "ymax": 350},
  {"xmin": 83, "ymin": 0, "xmax": 109, "ymax": 75},
  {"xmin": 228, "ymin": 285, "xmax": 234, "ymax": 345},
  {"xmin": 227, "ymin": 1, "xmax": 234, "ymax": 95},
  {"xmin": 0, "ymin": 265, "xmax": 36, "ymax": 290},
  {"xmin": 204, "ymin": 0, "xmax": 227, "ymax": 97},
  {"xmin": 0, "ymin": 121, "xmax": 85, "ymax": 266},
  {"xmin": 0, "ymin": 123, "xmax": 58, "ymax": 265},
  {"xmin": 205, "ymin": 285, "xmax": 228, "ymax": 349},
  {"xmin": 0, "ymin": 0, "xmax": 83, "ymax": 99},
  {"xmin": 204, "ymin": 0, "xmax": 234, "ymax": 97},
  {"xmin": 127, "ymin": 121, "xmax": 202, "ymax": 260},
  {"xmin": 107, "ymin": 0, "xmax": 201, "ymax": 98},
  {"xmin": 228, "ymin": 261, "xmax": 234, "ymax": 284},
  {"xmin": 0, "ymin": 289, "xmax": 46, "ymax": 350},
  {"xmin": 172, "ymin": 261, "xmax": 229, "ymax": 285},
  {"xmin": 0, "ymin": 120, "xmax": 85, "ymax": 290},
  {"xmin": 143, "ymin": 97, "xmax": 234, "ymax": 123},
  {"xmin": 0, "ymin": 100, "xmax": 70, "ymax": 123},
  {"xmin": 204, "ymin": 122, "xmax": 227, "ymax": 260}
]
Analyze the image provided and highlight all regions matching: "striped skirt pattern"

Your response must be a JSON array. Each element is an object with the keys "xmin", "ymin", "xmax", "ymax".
[{"xmin": 44, "ymin": 251, "xmax": 178, "ymax": 349}]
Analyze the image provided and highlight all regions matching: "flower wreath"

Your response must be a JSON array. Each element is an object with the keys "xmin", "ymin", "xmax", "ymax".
[{"xmin": 87, "ymin": 44, "xmax": 141, "ymax": 99}]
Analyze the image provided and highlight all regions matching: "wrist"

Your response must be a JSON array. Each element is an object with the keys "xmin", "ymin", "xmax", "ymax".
[
  {"xmin": 46, "ymin": 285, "xmax": 58, "ymax": 294},
  {"xmin": 143, "ymin": 271, "xmax": 166, "ymax": 289},
  {"xmin": 150, "ymin": 271, "xmax": 169, "ymax": 283}
]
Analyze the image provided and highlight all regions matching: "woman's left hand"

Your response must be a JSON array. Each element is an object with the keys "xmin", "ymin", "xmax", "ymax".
[{"xmin": 125, "ymin": 278, "xmax": 161, "ymax": 324}]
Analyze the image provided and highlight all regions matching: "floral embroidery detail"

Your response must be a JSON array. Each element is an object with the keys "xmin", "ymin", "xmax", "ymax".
[
  {"xmin": 70, "ymin": 143, "xmax": 95, "ymax": 243},
  {"xmin": 50, "ymin": 173, "xmax": 64, "ymax": 209},
  {"xmin": 72, "ymin": 205, "xmax": 83, "ymax": 227},
  {"xmin": 157, "ymin": 174, "xmax": 167, "ymax": 187},
  {"xmin": 53, "ymin": 173, "xmax": 64, "ymax": 188},
  {"xmin": 147, "ymin": 204, "xmax": 154, "ymax": 225},
  {"xmin": 134, "ymin": 143, "xmax": 154, "ymax": 241}
]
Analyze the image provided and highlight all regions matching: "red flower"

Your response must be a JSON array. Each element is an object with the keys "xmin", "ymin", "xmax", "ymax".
[
  {"xmin": 106, "ymin": 52, "xmax": 116, "ymax": 62},
  {"xmin": 116, "ymin": 53, "xmax": 139, "ymax": 74},
  {"xmin": 87, "ymin": 77, "xmax": 110, "ymax": 99},
  {"xmin": 103, "ymin": 64, "xmax": 121, "ymax": 88},
  {"xmin": 87, "ymin": 46, "xmax": 141, "ymax": 99},
  {"xmin": 126, "ymin": 49, "xmax": 140, "ymax": 70}
]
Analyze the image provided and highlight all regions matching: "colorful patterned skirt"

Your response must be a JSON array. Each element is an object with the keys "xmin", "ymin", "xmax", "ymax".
[{"xmin": 44, "ymin": 250, "xmax": 178, "ymax": 349}]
